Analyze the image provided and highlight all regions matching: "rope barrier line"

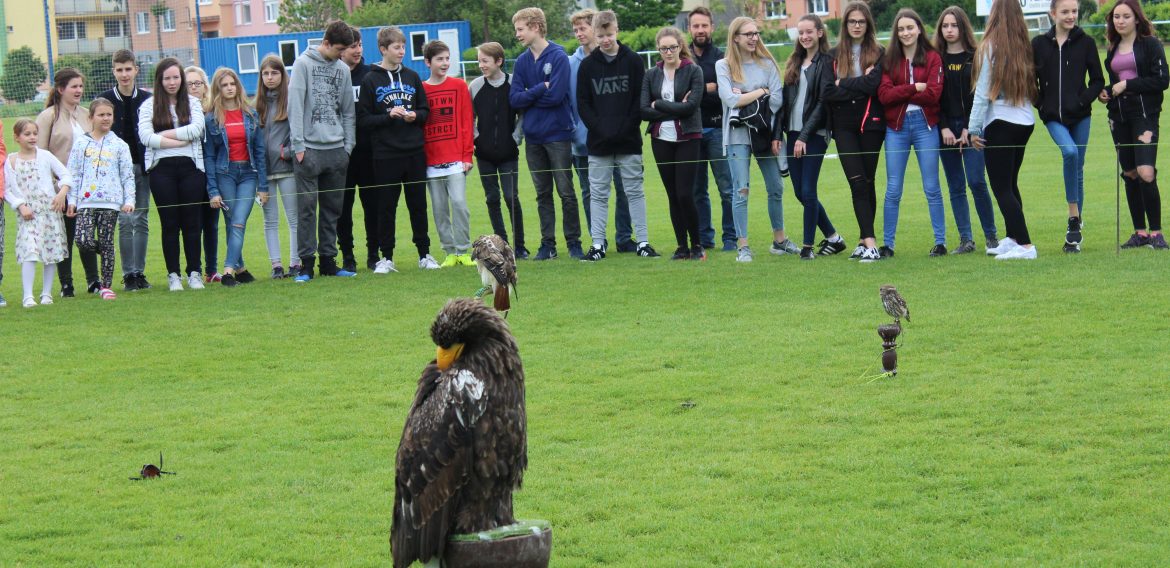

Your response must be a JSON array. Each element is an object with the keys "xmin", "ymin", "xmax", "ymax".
[{"xmin": 135, "ymin": 140, "xmax": 1163, "ymax": 210}]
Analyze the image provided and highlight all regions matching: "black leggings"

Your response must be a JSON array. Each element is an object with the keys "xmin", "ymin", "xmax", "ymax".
[
  {"xmin": 150, "ymin": 157, "xmax": 206, "ymax": 275},
  {"xmin": 1112, "ymin": 116, "xmax": 1162, "ymax": 231},
  {"xmin": 651, "ymin": 138, "xmax": 701, "ymax": 249},
  {"xmin": 984, "ymin": 120, "xmax": 1034, "ymax": 246},
  {"xmin": 832, "ymin": 115, "xmax": 885, "ymax": 240},
  {"xmin": 75, "ymin": 208, "xmax": 118, "ymax": 288},
  {"xmin": 373, "ymin": 153, "xmax": 431, "ymax": 261}
]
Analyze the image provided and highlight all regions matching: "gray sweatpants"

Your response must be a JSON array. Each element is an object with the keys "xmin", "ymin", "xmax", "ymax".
[
  {"xmin": 588, "ymin": 154, "xmax": 648, "ymax": 245},
  {"xmin": 119, "ymin": 163, "xmax": 152, "ymax": 275},
  {"xmin": 295, "ymin": 147, "xmax": 349, "ymax": 269},
  {"xmin": 428, "ymin": 172, "xmax": 471, "ymax": 255},
  {"xmin": 263, "ymin": 175, "xmax": 300, "ymax": 267}
]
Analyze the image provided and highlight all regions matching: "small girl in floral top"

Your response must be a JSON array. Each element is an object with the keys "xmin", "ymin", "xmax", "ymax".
[
  {"xmin": 3, "ymin": 119, "xmax": 73, "ymax": 308},
  {"xmin": 66, "ymin": 98, "xmax": 135, "ymax": 300}
]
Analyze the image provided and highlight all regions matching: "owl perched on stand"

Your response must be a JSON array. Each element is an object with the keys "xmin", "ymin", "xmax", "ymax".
[
  {"xmin": 471, "ymin": 235, "xmax": 517, "ymax": 313},
  {"xmin": 879, "ymin": 285, "xmax": 910, "ymax": 325}
]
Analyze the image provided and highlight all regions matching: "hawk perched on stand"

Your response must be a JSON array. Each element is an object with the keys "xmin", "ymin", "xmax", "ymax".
[
  {"xmin": 391, "ymin": 299, "xmax": 528, "ymax": 568},
  {"xmin": 470, "ymin": 234, "xmax": 517, "ymax": 313},
  {"xmin": 880, "ymin": 284, "xmax": 910, "ymax": 325}
]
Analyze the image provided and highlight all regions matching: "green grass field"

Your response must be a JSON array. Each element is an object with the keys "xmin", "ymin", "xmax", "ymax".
[{"xmin": 2, "ymin": 104, "xmax": 1169, "ymax": 566}]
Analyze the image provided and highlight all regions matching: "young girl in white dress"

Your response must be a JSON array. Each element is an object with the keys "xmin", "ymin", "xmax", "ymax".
[{"xmin": 3, "ymin": 119, "xmax": 74, "ymax": 307}]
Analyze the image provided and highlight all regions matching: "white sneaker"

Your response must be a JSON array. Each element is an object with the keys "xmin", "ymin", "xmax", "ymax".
[
  {"xmin": 168, "ymin": 272, "xmax": 184, "ymax": 291},
  {"xmin": 736, "ymin": 246, "xmax": 753, "ymax": 263},
  {"xmin": 39, "ymin": 293, "xmax": 54, "ymax": 305},
  {"xmin": 373, "ymin": 258, "xmax": 399, "ymax": 274},
  {"xmin": 986, "ymin": 237, "xmax": 1018, "ymax": 256},
  {"xmin": 187, "ymin": 271, "xmax": 205, "ymax": 290},
  {"xmin": 23, "ymin": 296, "xmax": 37, "ymax": 308},
  {"xmin": 418, "ymin": 254, "xmax": 440, "ymax": 270},
  {"xmin": 995, "ymin": 244, "xmax": 1037, "ymax": 260},
  {"xmin": 858, "ymin": 247, "xmax": 881, "ymax": 263}
]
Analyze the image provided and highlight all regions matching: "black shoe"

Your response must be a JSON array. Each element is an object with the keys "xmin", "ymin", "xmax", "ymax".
[
  {"xmin": 272, "ymin": 266, "xmax": 286, "ymax": 279},
  {"xmin": 342, "ymin": 254, "xmax": 357, "ymax": 274},
  {"xmin": 61, "ymin": 283, "xmax": 75, "ymax": 298},
  {"xmin": 318, "ymin": 257, "xmax": 340, "ymax": 276},
  {"xmin": 533, "ymin": 245, "xmax": 558, "ymax": 260},
  {"xmin": 581, "ymin": 246, "xmax": 606, "ymax": 262},
  {"xmin": 691, "ymin": 245, "xmax": 707, "ymax": 261},
  {"xmin": 616, "ymin": 240, "xmax": 639, "ymax": 253},
  {"xmin": 515, "ymin": 247, "xmax": 530, "ymax": 260},
  {"xmin": 670, "ymin": 246, "xmax": 691, "ymax": 260},
  {"xmin": 87, "ymin": 281, "xmax": 101, "ymax": 294},
  {"xmin": 123, "ymin": 275, "xmax": 140, "ymax": 292},
  {"xmin": 221, "ymin": 273, "xmax": 239, "ymax": 287},
  {"xmin": 636, "ymin": 243, "xmax": 661, "ymax": 257},
  {"xmin": 1063, "ymin": 242, "xmax": 1081, "ymax": 253},
  {"xmin": 1150, "ymin": 234, "xmax": 1168, "ymax": 250},
  {"xmin": 366, "ymin": 256, "xmax": 379, "ymax": 271},
  {"xmin": 800, "ymin": 246, "xmax": 816, "ymax": 260},
  {"xmin": 136, "ymin": 273, "xmax": 152, "ymax": 290},
  {"xmin": 235, "ymin": 269, "xmax": 256, "ymax": 284},
  {"xmin": 701, "ymin": 242, "xmax": 716, "ymax": 250},
  {"xmin": 1066, "ymin": 216, "xmax": 1082, "ymax": 245},
  {"xmin": 567, "ymin": 243, "xmax": 585, "ymax": 259},
  {"xmin": 1121, "ymin": 233, "xmax": 1150, "ymax": 248},
  {"xmin": 878, "ymin": 246, "xmax": 895, "ymax": 259},
  {"xmin": 816, "ymin": 239, "xmax": 847, "ymax": 256},
  {"xmin": 929, "ymin": 244, "xmax": 947, "ymax": 257}
]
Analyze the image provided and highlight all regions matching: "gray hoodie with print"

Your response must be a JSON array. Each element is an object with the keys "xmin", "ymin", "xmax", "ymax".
[{"xmin": 287, "ymin": 47, "xmax": 356, "ymax": 154}]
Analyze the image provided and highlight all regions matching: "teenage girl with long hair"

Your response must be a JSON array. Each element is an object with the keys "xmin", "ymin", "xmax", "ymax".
[
  {"xmin": 971, "ymin": 0, "xmax": 1040, "ymax": 259},
  {"xmin": 1033, "ymin": 0, "xmax": 1105, "ymax": 253},
  {"xmin": 877, "ymin": 8, "xmax": 946, "ymax": 259},
  {"xmin": 1100, "ymin": 0, "xmax": 1169, "ymax": 250},
  {"xmin": 776, "ymin": 14, "xmax": 844, "ymax": 260},
  {"xmin": 935, "ymin": 6, "xmax": 999, "ymax": 254},
  {"xmin": 716, "ymin": 16, "xmax": 796, "ymax": 263},
  {"xmin": 823, "ymin": 1, "xmax": 885, "ymax": 262},
  {"xmin": 256, "ymin": 55, "xmax": 301, "ymax": 277}
]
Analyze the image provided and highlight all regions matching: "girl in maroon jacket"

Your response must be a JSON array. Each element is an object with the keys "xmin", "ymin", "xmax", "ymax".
[{"xmin": 877, "ymin": 8, "xmax": 947, "ymax": 259}]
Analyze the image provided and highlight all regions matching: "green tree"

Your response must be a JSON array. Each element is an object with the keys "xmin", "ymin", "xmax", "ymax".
[
  {"xmin": 349, "ymin": 0, "xmax": 576, "ymax": 52},
  {"xmin": 1, "ymin": 47, "xmax": 46, "ymax": 103},
  {"xmin": 56, "ymin": 54, "xmax": 116, "ymax": 94},
  {"xmin": 279, "ymin": 0, "xmax": 348, "ymax": 33},
  {"xmin": 597, "ymin": 0, "xmax": 683, "ymax": 30}
]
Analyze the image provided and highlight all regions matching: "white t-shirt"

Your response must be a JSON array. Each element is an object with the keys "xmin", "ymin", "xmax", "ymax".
[{"xmin": 657, "ymin": 74, "xmax": 677, "ymax": 142}]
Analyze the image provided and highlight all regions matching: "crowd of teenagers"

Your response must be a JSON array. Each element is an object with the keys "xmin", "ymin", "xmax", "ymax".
[{"xmin": 0, "ymin": 0, "xmax": 1167, "ymax": 308}]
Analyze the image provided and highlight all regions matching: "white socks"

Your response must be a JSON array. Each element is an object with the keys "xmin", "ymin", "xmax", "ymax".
[{"xmin": 22, "ymin": 262, "xmax": 56, "ymax": 300}]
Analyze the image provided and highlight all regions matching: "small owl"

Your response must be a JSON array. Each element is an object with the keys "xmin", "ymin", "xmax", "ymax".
[{"xmin": 879, "ymin": 285, "xmax": 910, "ymax": 324}]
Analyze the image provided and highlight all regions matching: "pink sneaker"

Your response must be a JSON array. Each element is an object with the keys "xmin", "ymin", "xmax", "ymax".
[
  {"xmin": 205, "ymin": 272, "xmax": 222, "ymax": 283},
  {"xmin": 99, "ymin": 288, "xmax": 117, "ymax": 300}
]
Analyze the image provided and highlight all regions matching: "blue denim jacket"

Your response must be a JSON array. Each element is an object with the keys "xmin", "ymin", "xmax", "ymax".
[{"xmin": 203, "ymin": 109, "xmax": 269, "ymax": 198}]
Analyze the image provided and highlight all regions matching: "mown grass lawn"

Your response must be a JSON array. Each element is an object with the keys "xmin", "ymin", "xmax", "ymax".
[{"xmin": 2, "ymin": 105, "xmax": 1169, "ymax": 566}]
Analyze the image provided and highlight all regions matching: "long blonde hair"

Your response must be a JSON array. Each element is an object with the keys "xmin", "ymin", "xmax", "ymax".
[
  {"xmin": 725, "ymin": 17, "xmax": 778, "ymax": 84},
  {"xmin": 184, "ymin": 65, "xmax": 210, "ymax": 109},
  {"xmin": 206, "ymin": 67, "xmax": 255, "ymax": 126},
  {"xmin": 975, "ymin": 0, "xmax": 1037, "ymax": 106}
]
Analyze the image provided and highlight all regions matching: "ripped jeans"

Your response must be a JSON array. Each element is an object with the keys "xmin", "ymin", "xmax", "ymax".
[
  {"xmin": 216, "ymin": 162, "xmax": 259, "ymax": 271},
  {"xmin": 726, "ymin": 143, "xmax": 786, "ymax": 239}
]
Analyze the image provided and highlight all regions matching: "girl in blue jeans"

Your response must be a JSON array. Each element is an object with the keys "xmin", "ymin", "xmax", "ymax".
[
  {"xmin": 1033, "ymin": 0, "xmax": 1105, "ymax": 253},
  {"xmin": 204, "ymin": 67, "xmax": 267, "ymax": 287},
  {"xmin": 935, "ymin": 7, "xmax": 999, "ymax": 254},
  {"xmin": 877, "ymin": 9, "xmax": 947, "ymax": 258}
]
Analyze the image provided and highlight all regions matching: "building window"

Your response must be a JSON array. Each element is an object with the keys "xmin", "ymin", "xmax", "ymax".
[
  {"xmin": 807, "ymin": 0, "xmax": 828, "ymax": 15},
  {"xmin": 410, "ymin": 31, "xmax": 427, "ymax": 61},
  {"xmin": 265, "ymin": 0, "xmax": 279, "ymax": 23},
  {"xmin": 199, "ymin": 0, "xmax": 211, "ymax": 4},
  {"xmin": 136, "ymin": 12, "xmax": 149, "ymax": 34},
  {"xmin": 236, "ymin": 1, "xmax": 252, "ymax": 26},
  {"xmin": 57, "ymin": 21, "xmax": 87, "ymax": 41},
  {"xmin": 238, "ymin": 43, "xmax": 259, "ymax": 73},
  {"xmin": 766, "ymin": 0, "xmax": 786, "ymax": 19},
  {"xmin": 279, "ymin": 40, "xmax": 298, "ymax": 67},
  {"xmin": 160, "ymin": 9, "xmax": 176, "ymax": 32},
  {"xmin": 307, "ymin": 38, "xmax": 322, "ymax": 50},
  {"xmin": 104, "ymin": 18, "xmax": 129, "ymax": 38}
]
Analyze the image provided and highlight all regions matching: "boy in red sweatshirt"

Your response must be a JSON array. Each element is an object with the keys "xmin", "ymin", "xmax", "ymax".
[{"xmin": 422, "ymin": 40, "xmax": 475, "ymax": 267}]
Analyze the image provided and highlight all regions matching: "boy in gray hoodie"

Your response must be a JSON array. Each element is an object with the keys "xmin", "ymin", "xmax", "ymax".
[{"xmin": 288, "ymin": 20, "xmax": 357, "ymax": 281}]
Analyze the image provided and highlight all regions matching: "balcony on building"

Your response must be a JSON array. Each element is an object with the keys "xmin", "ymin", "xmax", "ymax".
[
  {"xmin": 55, "ymin": 0, "xmax": 127, "ymax": 16},
  {"xmin": 58, "ymin": 36, "xmax": 133, "ymax": 54}
]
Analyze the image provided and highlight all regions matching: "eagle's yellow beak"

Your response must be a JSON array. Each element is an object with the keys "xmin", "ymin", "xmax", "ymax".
[{"xmin": 436, "ymin": 343, "xmax": 465, "ymax": 371}]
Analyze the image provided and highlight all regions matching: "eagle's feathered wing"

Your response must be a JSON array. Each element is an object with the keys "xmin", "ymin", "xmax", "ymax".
[
  {"xmin": 471, "ymin": 235, "xmax": 517, "ymax": 312},
  {"xmin": 392, "ymin": 364, "xmax": 487, "ymax": 568}
]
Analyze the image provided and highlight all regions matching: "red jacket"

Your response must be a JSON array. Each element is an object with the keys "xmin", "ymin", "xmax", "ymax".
[
  {"xmin": 878, "ymin": 50, "xmax": 943, "ymax": 130},
  {"xmin": 422, "ymin": 77, "xmax": 474, "ymax": 167}
]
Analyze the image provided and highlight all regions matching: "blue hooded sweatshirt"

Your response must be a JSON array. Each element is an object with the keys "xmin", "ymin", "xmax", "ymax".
[
  {"xmin": 569, "ymin": 45, "xmax": 590, "ymax": 156},
  {"xmin": 509, "ymin": 40, "xmax": 575, "ymax": 145}
]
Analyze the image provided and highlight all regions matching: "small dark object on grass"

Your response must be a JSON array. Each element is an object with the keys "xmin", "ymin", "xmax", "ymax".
[{"xmin": 130, "ymin": 453, "xmax": 176, "ymax": 480}]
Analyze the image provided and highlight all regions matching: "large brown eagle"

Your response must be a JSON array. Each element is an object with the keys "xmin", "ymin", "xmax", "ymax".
[
  {"xmin": 470, "ymin": 234, "xmax": 517, "ymax": 313},
  {"xmin": 391, "ymin": 299, "xmax": 528, "ymax": 568}
]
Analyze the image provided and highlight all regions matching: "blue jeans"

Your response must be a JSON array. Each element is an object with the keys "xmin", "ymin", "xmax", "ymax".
[
  {"xmin": 217, "ymin": 162, "xmax": 259, "ymax": 271},
  {"xmin": 939, "ymin": 116, "xmax": 997, "ymax": 242},
  {"xmin": 573, "ymin": 154, "xmax": 631, "ymax": 244},
  {"xmin": 694, "ymin": 127, "xmax": 733, "ymax": 247},
  {"xmin": 1045, "ymin": 116, "xmax": 1091, "ymax": 213},
  {"xmin": 786, "ymin": 132, "xmax": 835, "ymax": 245},
  {"xmin": 883, "ymin": 110, "xmax": 946, "ymax": 249},
  {"xmin": 727, "ymin": 144, "xmax": 785, "ymax": 239}
]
